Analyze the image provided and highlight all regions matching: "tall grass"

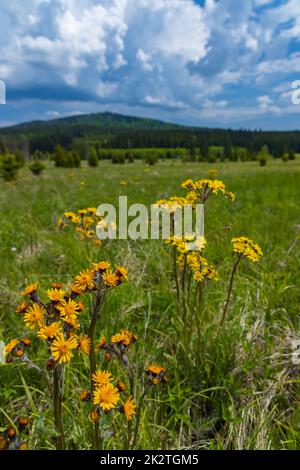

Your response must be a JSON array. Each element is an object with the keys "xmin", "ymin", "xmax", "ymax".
[{"xmin": 0, "ymin": 159, "xmax": 299, "ymax": 450}]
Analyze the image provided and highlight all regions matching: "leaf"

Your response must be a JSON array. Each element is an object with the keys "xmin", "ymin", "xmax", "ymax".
[{"xmin": 19, "ymin": 371, "xmax": 38, "ymax": 414}]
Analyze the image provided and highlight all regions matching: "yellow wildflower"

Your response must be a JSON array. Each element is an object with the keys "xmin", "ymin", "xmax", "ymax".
[
  {"xmin": 122, "ymin": 396, "xmax": 136, "ymax": 421},
  {"xmin": 77, "ymin": 334, "xmax": 91, "ymax": 354},
  {"xmin": 22, "ymin": 283, "xmax": 38, "ymax": 297},
  {"xmin": 111, "ymin": 329, "xmax": 137, "ymax": 348},
  {"xmin": 117, "ymin": 381, "xmax": 126, "ymax": 392},
  {"xmin": 232, "ymin": 237, "xmax": 263, "ymax": 262},
  {"xmin": 16, "ymin": 301, "xmax": 29, "ymax": 314},
  {"xmin": 102, "ymin": 270, "xmax": 119, "ymax": 287},
  {"xmin": 57, "ymin": 299, "xmax": 81, "ymax": 318},
  {"xmin": 50, "ymin": 334, "xmax": 78, "ymax": 363},
  {"xmin": 92, "ymin": 261, "xmax": 110, "ymax": 272},
  {"xmin": 5, "ymin": 339, "xmax": 19, "ymax": 354},
  {"xmin": 24, "ymin": 304, "xmax": 46, "ymax": 330},
  {"xmin": 80, "ymin": 390, "xmax": 91, "ymax": 402},
  {"xmin": 74, "ymin": 269, "xmax": 95, "ymax": 292},
  {"xmin": 93, "ymin": 383, "xmax": 120, "ymax": 411},
  {"xmin": 226, "ymin": 191, "xmax": 236, "ymax": 201},
  {"xmin": 87, "ymin": 207, "xmax": 97, "ymax": 214},
  {"xmin": 146, "ymin": 364, "xmax": 166, "ymax": 375},
  {"xmin": 96, "ymin": 336, "xmax": 107, "ymax": 350},
  {"xmin": 92, "ymin": 370, "xmax": 113, "ymax": 387},
  {"xmin": 37, "ymin": 322, "xmax": 61, "ymax": 340},
  {"xmin": 46, "ymin": 288, "xmax": 66, "ymax": 302},
  {"xmin": 78, "ymin": 209, "xmax": 87, "ymax": 216},
  {"xmin": 115, "ymin": 266, "xmax": 128, "ymax": 281}
]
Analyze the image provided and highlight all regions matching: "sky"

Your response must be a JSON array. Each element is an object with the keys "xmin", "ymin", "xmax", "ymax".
[{"xmin": 0, "ymin": 0, "xmax": 300, "ymax": 130}]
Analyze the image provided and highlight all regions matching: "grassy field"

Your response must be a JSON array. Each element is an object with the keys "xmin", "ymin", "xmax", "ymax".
[{"xmin": 0, "ymin": 158, "xmax": 299, "ymax": 450}]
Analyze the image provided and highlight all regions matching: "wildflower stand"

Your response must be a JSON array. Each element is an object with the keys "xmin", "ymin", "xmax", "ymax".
[{"xmin": 155, "ymin": 178, "xmax": 262, "ymax": 381}]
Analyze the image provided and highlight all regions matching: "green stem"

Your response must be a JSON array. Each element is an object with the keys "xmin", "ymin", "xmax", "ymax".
[
  {"xmin": 126, "ymin": 420, "xmax": 132, "ymax": 450},
  {"xmin": 182, "ymin": 256, "xmax": 187, "ymax": 318},
  {"xmin": 131, "ymin": 390, "xmax": 147, "ymax": 449},
  {"xmin": 196, "ymin": 283, "xmax": 203, "ymax": 363},
  {"xmin": 186, "ymin": 271, "xmax": 192, "ymax": 307},
  {"xmin": 88, "ymin": 292, "xmax": 105, "ymax": 384},
  {"xmin": 53, "ymin": 365, "xmax": 65, "ymax": 450},
  {"xmin": 88, "ymin": 290, "xmax": 104, "ymax": 449},
  {"xmin": 219, "ymin": 257, "xmax": 241, "ymax": 330},
  {"xmin": 173, "ymin": 246, "xmax": 180, "ymax": 308},
  {"xmin": 126, "ymin": 362, "xmax": 135, "ymax": 449},
  {"xmin": 108, "ymin": 347, "xmax": 135, "ymax": 448}
]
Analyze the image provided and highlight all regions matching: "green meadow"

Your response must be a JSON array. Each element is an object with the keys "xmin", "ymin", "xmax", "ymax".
[{"xmin": 0, "ymin": 158, "xmax": 299, "ymax": 450}]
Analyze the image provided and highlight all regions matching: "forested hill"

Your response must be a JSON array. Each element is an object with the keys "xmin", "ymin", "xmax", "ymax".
[
  {"xmin": 0, "ymin": 111, "xmax": 300, "ymax": 156},
  {"xmin": 0, "ymin": 112, "xmax": 181, "ymax": 133}
]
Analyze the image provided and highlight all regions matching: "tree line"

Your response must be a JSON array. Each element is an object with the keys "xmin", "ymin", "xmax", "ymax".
[{"xmin": 1, "ymin": 123, "xmax": 300, "ymax": 157}]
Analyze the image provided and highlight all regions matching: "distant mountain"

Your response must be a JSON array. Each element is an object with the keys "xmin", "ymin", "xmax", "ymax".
[{"xmin": 0, "ymin": 112, "xmax": 182, "ymax": 135}]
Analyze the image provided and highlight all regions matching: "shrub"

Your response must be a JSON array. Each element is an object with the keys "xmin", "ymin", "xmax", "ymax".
[
  {"xmin": 125, "ymin": 151, "xmax": 135, "ymax": 163},
  {"xmin": 257, "ymin": 145, "xmax": 270, "ymax": 167},
  {"xmin": 234, "ymin": 147, "xmax": 248, "ymax": 162},
  {"xmin": 88, "ymin": 147, "xmax": 98, "ymax": 167},
  {"xmin": 29, "ymin": 161, "xmax": 45, "ymax": 175},
  {"xmin": 112, "ymin": 154, "xmax": 125, "ymax": 164},
  {"xmin": 258, "ymin": 156, "xmax": 267, "ymax": 166},
  {"xmin": 0, "ymin": 153, "xmax": 19, "ymax": 181},
  {"xmin": 145, "ymin": 154, "xmax": 158, "ymax": 166},
  {"xmin": 54, "ymin": 146, "xmax": 81, "ymax": 168},
  {"xmin": 15, "ymin": 149, "xmax": 26, "ymax": 168},
  {"xmin": 54, "ymin": 145, "xmax": 67, "ymax": 167},
  {"xmin": 289, "ymin": 151, "xmax": 296, "ymax": 160},
  {"xmin": 72, "ymin": 150, "xmax": 81, "ymax": 168},
  {"xmin": 207, "ymin": 151, "xmax": 217, "ymax": 163}
]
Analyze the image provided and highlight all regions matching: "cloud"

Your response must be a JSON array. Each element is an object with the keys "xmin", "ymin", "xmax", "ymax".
[
  {"xmin": 0, "ymin": 0, "xmax": 209, "ymax": 105},
  {"xmin": 0, "ymin": 0, "xmax": 300, "ymax": 129},
  {"xmin": 257, "ymin": 95, "xmax": 273, "ymax": 108}
]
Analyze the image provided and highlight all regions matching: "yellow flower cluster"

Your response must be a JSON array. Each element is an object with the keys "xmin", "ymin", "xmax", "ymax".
[
  {"xmin": 73, "ymin": 262, "xmax": 128, "ymax": 293},
  {"xmin": 6, "ymin": 262, "xmax": 127, "ymax": 365},
  {"xmin": 4, "ymin": 338, "xmax": 31, "ymax": 361},
  {"xmin": 186, "ymin": 253, "xmax": 219, "ymax": 282},
  {"xmin": 91, "ymin": 369, "xmax": 136, "ymax": 420},
  {"xmin": 97, "ymin": 329, "xmax": 137, "ymax": 356},
  {"xmin": 181, "ymin": 178, "xmax": 235, "ymax": 203},
  {"xmin": 59, "ymin": 207, "xmax": 115, "ymax": 246},
  {"xmin": 165, "ymin": 235, "xmax": 207, "ymax": 254},
  {"xmin": 232, "ymin": 237, "xmax": 263, "ymax": 263},
  {"xmin": 111, "ymin": 328, "xmax": 138, "ymax": 353},
  {"xmin": 145, "ymin": 364, "xmax": 167, "ymax": 385},
  {"xmin": 165, "ymin": 235, "xmax": 217, "ymax": 282},
  {"xmin": 154, "ymin": 196, "xmax": 189, "ymax": 213}
]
